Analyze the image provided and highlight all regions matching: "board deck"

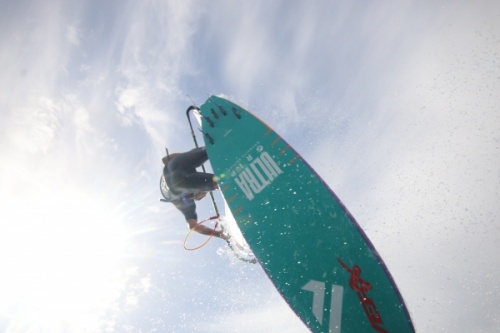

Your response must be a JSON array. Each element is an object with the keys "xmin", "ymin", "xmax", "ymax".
[{"xmin": 199, "ymin": 96, "xmax": 414, "ymax": 333}]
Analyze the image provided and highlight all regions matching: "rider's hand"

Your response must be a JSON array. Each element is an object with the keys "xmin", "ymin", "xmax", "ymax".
[{"xmin": 219, "ymin": 230, "xmax": 230, "ymax": 241}]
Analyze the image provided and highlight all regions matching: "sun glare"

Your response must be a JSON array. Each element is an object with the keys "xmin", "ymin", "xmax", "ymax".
[{"xmin": 0, "ymin": 191, "xmax": 138, "ymax": 332}]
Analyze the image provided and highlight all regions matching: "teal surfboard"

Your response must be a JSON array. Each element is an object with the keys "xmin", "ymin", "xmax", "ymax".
[{"xmin": 199, "ymin": 96, "xmax": 414, "ymax": 333}]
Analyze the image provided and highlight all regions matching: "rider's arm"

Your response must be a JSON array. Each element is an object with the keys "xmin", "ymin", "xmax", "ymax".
[
  {"xmin": 187, "ymin": 218, "xmax": 227, "ymax": 239},
  {"xmin": 173, "ymin": 196, "xmax": 227, "ymax": 240}
]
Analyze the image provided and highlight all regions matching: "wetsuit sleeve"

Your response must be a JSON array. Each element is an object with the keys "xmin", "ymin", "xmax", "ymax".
[{"xmin": 171, "ymin": 195, "xmax": 197, "ymax": 221}]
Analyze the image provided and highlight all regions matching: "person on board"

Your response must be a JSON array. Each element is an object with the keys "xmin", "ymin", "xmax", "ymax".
[{"xmin": 162, "ymin": 146, "xmax": 228, "ymax": 240}]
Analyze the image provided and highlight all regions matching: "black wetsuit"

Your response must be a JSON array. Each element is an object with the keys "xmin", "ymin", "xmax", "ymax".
[{"xmin": 163, "ymin": 147, "xmax": 216, "ymax": 221}]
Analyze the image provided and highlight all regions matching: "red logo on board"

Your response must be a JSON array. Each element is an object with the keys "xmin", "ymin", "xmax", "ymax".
[{"xmin": 337, "ymin": 258, "xmax": 387, "ymax": 333}]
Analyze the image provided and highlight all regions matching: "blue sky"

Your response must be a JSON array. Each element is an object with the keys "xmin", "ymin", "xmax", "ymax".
[{"xmin": 1, "ymin": 0, "xmax": 499, "ymax": 332}]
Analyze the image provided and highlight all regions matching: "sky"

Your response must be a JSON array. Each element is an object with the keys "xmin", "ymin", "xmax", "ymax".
[{"xmin": 0, "ymin": 0, "xmax": 499, "ymax": 332}]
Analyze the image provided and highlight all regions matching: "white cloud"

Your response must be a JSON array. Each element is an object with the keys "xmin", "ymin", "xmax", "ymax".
[
  {"xmin": 115, "ymin": 87, "xmax": 142, "ymax": 126},
  {"xmin": 197, "ymin": 274, "xmax": 310, "ymax": 333},
  {"xmin": 66, "ymin": 24, "xmax": 81, "ymax": 46},
  {"xmin": 109, "ymin": 0, "xmax": 203, "ymax": 151},
  {"xmin": 212, "ymin": 301, "xmax": 309, "ymax": 333},
  {"xmin": 117, "ymin": 88, "xmax": 141, "ymax": 111},
  {"xmin": 7, "ymin": 97, "xmax": 61, "ymax": 154}
]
